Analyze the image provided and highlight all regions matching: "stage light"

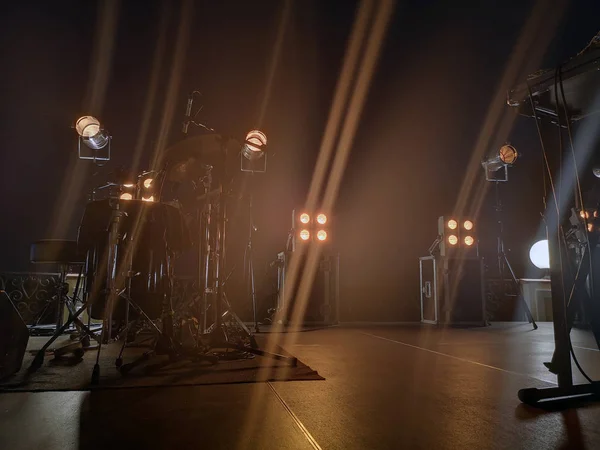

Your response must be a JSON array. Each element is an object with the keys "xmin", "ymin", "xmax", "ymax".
[
  {"xmin": 242, "ymin": 130, "xmax": 267, "ymax": 161},
  {"xmin": 123, "ymin": 183, "xmax": 135, "ymax": 188},
  {"xmin": 464, "ymin": 236, "xmax": 474, "ymax": 246},
  {"xmin": 142, "ymin": 196, "xmax": 155, "ymax": 202},
  {"xmin": 76, "ymin": 116, "xmax": 110, "ymax": 150},
  {"xmin": 499, "ymin": 144, "xmax": 518, "ymax": 164},
  {"xmin": 482, "ymin": 144, "xmax": 518, "ymax": 181},
  {"xmin": 463, "ymin": 220, "xmax": 473, "ymax": 231},
  {"xmin": 120, "ymin": 193, "xmax": 133, "ymax": 200},
  {"xmin": 529, "ymin": 239, "xmax": 550, "ymax": 269},
  {"xmin": 593, "ymin": 167, "xmax": 600, "ymax": 178},
  {"xmin": 317, "ymin": 230, "xmax": 327, "ymax": 241},
  {"xmin": 588, "ymin": 223, "xmax": 594, "ymax": 233},
  {"xmin": 300, "ymin": 229, "xmax": 310, "ymax": 241},
  {"xmin": 300, "ymin": 213, "xmax": 310, "ymax": 224},
  {"xmin": 143, "ymin": 178, "xmax": 153, "ymax": 189},
  {"xmin": 448, "ymin": 235, "xmax": 458, "ymax": 245},
  {"xmin": 447, "ymin": 219, "xmax": 458, "ymax": 230},
  {"xmin": 317, "ymin": 214, "xmax": 327, "ymax": 225}
]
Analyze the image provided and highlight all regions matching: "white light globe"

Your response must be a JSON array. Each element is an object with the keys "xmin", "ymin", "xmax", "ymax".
[{"xmin": 529, "ymin": 239, "xmax": 550, "ymax": 269}]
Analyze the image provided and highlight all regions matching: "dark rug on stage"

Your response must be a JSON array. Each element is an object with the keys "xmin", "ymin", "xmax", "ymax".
[{"xmin": 0, "ymin": 336, "xmax": 323, "ymax": 393}]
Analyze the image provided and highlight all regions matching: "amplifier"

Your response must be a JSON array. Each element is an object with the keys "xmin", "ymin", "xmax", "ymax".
[{"xmin": 420, "ymin": 256, "xmax": 486, "ymax": 326}]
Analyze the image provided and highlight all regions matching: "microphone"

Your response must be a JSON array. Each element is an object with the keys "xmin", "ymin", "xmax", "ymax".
[{"xmin": 182, "ymin": 94, "xmax": 193, "ymax": 134}]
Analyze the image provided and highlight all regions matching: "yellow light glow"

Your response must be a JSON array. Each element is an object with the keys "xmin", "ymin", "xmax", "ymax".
[
  {"xmin": 499, "ymin": 144, "xmax": 518, "ymax": 165},
  {"xmin": 447, "ymin": 219, "xmax": 458, "ymax": 230},
  {"xmin": 448, "ymin": 235, "xmax": 458, "ymax": 245},
  {"xmin": 464, "ymin": 236, "xmax": 474, "ymax": 246},
  {"xmin": 123, "ymin": 183, "xmax": 135, "ymax": 188},
  {"xmin": 580, "ymin": 210, "xmax": 590, "ymax": 219},
  {"xmin": 317, "ymin": 213, "xmax": 327, "ymax": 225},
  {"xmin": 243, "ymin": 130, "xmax": 268, "ymax": 160},
  {"xmin": 142, "ymin": 196, "xmax": 155, "ymax": 202},
  {"xmin": 463, "ymin": 220, "xmax": 474, "ymax": 231},
  {"xmin": 595, "ymin": 210, "xmax": 599, "ymax": 218},
  {"xmin": 75, "ymin": 116, "xmax": 100, "ymax": 137},
  {"xmin": 143, "ymin": 178, "xmax": 153, "ymax": 189},
  {"xmin": 317, "ymin": 230, "xmax": 327, "ymax": 241},
  {"xmin": 300, "ymin": 229, "xmax": 310, "ymax": 241},
  {"xmin": 588, "ymin": 223, "xmax": 594, "ymax": 233},
  {"xmin": 119, "ymin": 193, "xmax": 133, "ymax": 200},
  {"xmin": 300, "ymin": 213, "xmax": 310, "ymax": 224}
]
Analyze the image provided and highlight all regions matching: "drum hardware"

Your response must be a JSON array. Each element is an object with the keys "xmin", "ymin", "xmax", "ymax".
[
  {"xmin": 198, "ymin": 161, "xmax": 296, "ymax": 365},
  {"xmin": 28, "ymin": 241, "xmax": 101, "ymax": 371}
]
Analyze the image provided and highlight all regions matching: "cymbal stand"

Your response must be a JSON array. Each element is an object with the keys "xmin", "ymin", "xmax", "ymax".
[{"xmin": 200, "ymin": 166, "xmax": 213, "ymax": 334}]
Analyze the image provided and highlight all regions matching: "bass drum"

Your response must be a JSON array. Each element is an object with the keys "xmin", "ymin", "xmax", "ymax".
[{"xmin": 78, "ymin": 199, "xmax": 190, "ymax": 321}]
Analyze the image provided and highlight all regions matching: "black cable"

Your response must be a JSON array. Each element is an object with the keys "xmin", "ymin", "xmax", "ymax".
[
  {"xmin": 557, "ymin": 66, "xmax": 595, "ymax": 383},
  {"xmin": 528, "ymin": 83, "xmax": 594, "ymax": 383}
]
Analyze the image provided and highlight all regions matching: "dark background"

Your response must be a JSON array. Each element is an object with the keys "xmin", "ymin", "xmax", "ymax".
[{"xmin": 1, "ymin": 0, "xmax": 599, "ymax": 321}]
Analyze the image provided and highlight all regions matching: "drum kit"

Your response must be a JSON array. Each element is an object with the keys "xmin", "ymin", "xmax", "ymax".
[{"xmin": 29, "ymin": 122, "xmax": 296, "ymax": 383}]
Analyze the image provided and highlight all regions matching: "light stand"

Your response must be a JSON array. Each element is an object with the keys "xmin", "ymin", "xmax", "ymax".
[
  {"xmin": 245, "ymin": 176, "xmax": 260, "ymax": 333},
  {"xmin": 197, "ymin": 135, "xmax": 295, "ymax": 365},
  {"xmin": 492, "ymin": 181, "xmax": 537, "ymax": 330},
  {"xmin": 240, "ymin": 130, "xmax": 267, "ymax": 333}
]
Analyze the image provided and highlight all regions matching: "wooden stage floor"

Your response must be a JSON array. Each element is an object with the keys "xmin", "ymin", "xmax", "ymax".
[{"xmin": 1, "ymin": 322, "xmax": 600, "ymax": 449}]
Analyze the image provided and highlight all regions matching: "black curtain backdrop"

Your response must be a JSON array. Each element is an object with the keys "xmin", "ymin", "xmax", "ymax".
[{"xmin": 1, "ymin": 0, "xmax": 599, "ymax": 321}]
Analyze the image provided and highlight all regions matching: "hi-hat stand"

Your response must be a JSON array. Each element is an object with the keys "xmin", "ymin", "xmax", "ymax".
[{"xmin": 493, "ymin": 182, "xmax": 537, "ymax": 330}]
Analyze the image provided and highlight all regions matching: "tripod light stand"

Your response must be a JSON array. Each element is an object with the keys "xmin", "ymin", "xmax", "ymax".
[
  {"xmin": 241, "ymin": 130, "xmax": 267, "ymax": 333},
  {"xmin": 482, "ymin": 145, "xmax": 537, "ymax": 329}
]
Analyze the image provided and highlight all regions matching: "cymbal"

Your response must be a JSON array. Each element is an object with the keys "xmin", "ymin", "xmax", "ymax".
[{"xmin": 163, "ymin": 133, "xmax": 241, "ymax": 182}]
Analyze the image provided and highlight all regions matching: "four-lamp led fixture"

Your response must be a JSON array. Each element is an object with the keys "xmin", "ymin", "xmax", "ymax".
[
  {"xmin": 482, "ymin": 144, "xmax": 518, "ymax": 182},
  {"xmin": 241, "ymin": 129, "xmax": 268, "ymax": 173},
  {"xmin": 294, "ymin": 210, "xmax": 329, "ymax": 247},
  {"xmin": 75, "ymin": 116, "xmax": 111, "ymax": 163},
  {"xmin": 438, "ymin": 216, "xmax": 477, "ymax": 256}
]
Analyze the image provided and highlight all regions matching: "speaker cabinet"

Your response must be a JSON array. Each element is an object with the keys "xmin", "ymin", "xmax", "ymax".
[{"xmin": 0, "ymin": 291, "xmax": 30, "ymax": 380}]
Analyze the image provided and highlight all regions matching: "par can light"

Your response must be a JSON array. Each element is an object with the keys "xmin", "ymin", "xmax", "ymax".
[
  {"xmin": 448, "ymin": 235, "xmax": 458, "ymax": 246},
  {"xmin": 76, "ymin": 116, "xmax": 110, "ymax": 150},
  {"xmin": 120, "ymin": 193, "xmax": 133, "ymax": 201},
  {"xmin": 300, "ymin": 229, "xmax": 310, "ymax": 241},
  {"xmin": 464, "ymin": 236, "xmax": 474, "ymax": 246},
  {"xmin": 143, "ymin": 178, "xmax": 153, "ymax": 189},
  {"xmin": 463, "ymin": 220, "xmax": 473, "ymax": 231},
  {"xmin": 317, "ymin": 213, "xmax": 327, "ymax": 225},
  {"xmin": 317, "ymin": 230, "xmax": 327, "ymax": 241},
  {"xmin": 300, "ymin": 213, "xmax": 310, "ymax": 224},
  {"xmin": 447, "ymin": 219, "xmax": 458, "ymax": 230},
  {"xmin": 242, "ymin": 130, "xmax": 267, "ymax": 161}
]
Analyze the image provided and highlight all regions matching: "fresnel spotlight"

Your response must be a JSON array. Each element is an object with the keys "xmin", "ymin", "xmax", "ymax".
[
  {"xmin": 241, "ymin": 130, "xmax": 267, "ymax": 173},
  {"xmin": 75, "ymin": 116, "xmax": 111, "ymax": 163},
  {"xmin": 481, "ymin": 144, "xmax": 518, "ymax": 182},
  {"xmin": 292, "ymin": 210, "xmax": 329, "ymax": 248}
]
